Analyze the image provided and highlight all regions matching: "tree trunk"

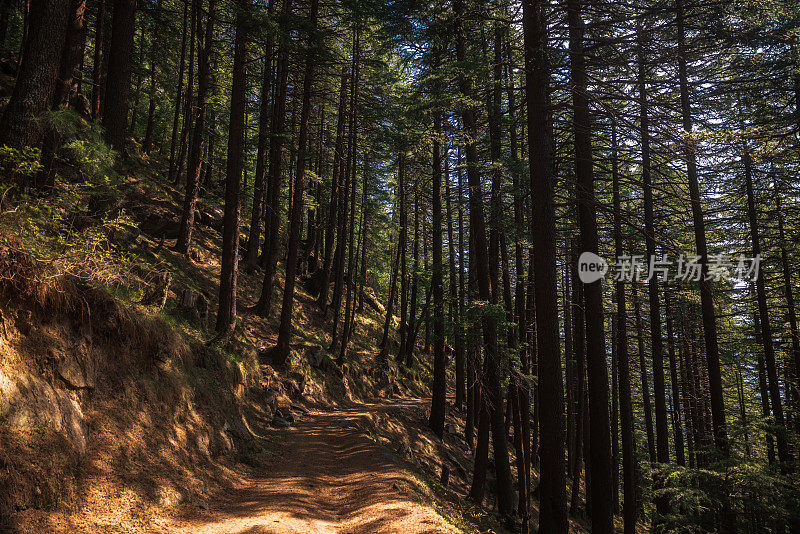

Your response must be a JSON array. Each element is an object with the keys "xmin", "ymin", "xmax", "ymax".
[
  {"xmin": 142, "ymin": 0, "xmax": 162, "ymax": 152},
  {"xmin": 273, "ymin": 0, "xmax": 320, "ymax": 364},
  {"xmin": 167, "ymin": 1, "xmax": 188, "ymax": 183},
  {"xmin": 0, "ymin": 0, "xmax": 69, "ymax": 150},
  {"xmin": 101, "ymin": 0, "xmax": 136, "ymax": 149},
  {"xmin": 175, "ymin": 0, "xmax": 215, "ymax": 254},
  {"xmin": 429, "ymin": 87, "xmax": 446, "ymax": 437},
  {"xmin": 254, "ymin": 0, "xmax": 294, "ymax": 316},
  {"xmin": 675, "ymin": 0, "xmax": 728, "ymax": 455},
  {"xmin": 37, "ymin": 0, "xmax": 86, "ymax": 190},
  {"xmin": 743, "ymin": 148, "xmax": 789, "ymax": 467},
  {"xmin": 317, "ymin": 65, "xmax": 349, "ymax": 311},
  {"xmin": 215, "ymin": 0, "xmax": 248, "ymax": 333},
  {"xmin": 567, "ymin": 0, "xmax": 613, "ymax": 529},
  {"xmin": 569, "ymin": 242, "xmax": 585, "ymax": 517},
  {"xmin": 90, "ymin": 0, "xmax": 105, "ymax": 120},
  {"xmin": 665, "ymin": 289, "xmax": 686, "ymax": 466},
  {"xmin": 632, "ymin": 283, "xmax": 656, "ymax": 463},
  {"xmin": 244, "ymin": 24, "xmax": 274, "ymax": 269},
  {"xmin": 776, "ymin": 195, "xmax": 800, "ymax": 402},
  {"xmin": 637, "ymin": 22, "xmax": 669, "ymax": 467},
  {"xmin": 174, "ymin": 4, "xmax": 196, "ymax": 187},
  {"xmin": 455, "ymin": 0, "xmax": 514, "ymax": 516},
  {"xmin": 523, "ymin": 0, "xmax": 567, "ymax": 529}
]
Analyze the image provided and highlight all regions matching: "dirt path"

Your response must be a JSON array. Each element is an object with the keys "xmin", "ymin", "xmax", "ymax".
[{"xmin": 162, "ymin": 398, "xmax": 460, "ymax": 534}]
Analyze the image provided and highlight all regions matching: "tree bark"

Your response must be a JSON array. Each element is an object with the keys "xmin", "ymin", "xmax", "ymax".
[
  {"xmin": 0, "ymin": 0, "xmax": 69, "ymax": 150},
  {"xmin": 142, "ymin": 0, "xmax": 162, "ymax": 152},
  {"xmin": 254, "ymin": 0, "xmax": 294, "ymax": 316},
  {"xmin": 675, "ymin": 0, "xmax": 729, "ymax": 455},
  {"xmin": 175, "ymin": 0, "xmax": 215, "ymax": 254},
  {"xmin": 37, "ymin": 0, "xmax": 86, "ymax": 189},
  {"xmin": 317, "ymin": 65, "xmax": 349, "ymax": 311},
  {"xmin": 567, "ymin": 0, "xmax": 613, "ymax": 529},
  {"xmin": 273, "ymin": 0, "xmax": 320, "ymax": 364},
  {"xmin": 90, "ymin": 0, "xmax": 105, "ymax": 120},
  {"xmin": 429, "ymin": 87, "xmax": 446, "ymax": 437},
  {"xmin": 523, "ymin": 0, "xmax": 567, "ymax": 529},
  {"xmin": 101, "ymin": 0, "xmax": 136, "ymax": 149},
  {"xmin": 167, "ymin": 1, "xmax": 188, "ymax": 183},
  {"xmin": 215, "ymin": 0, "xmax": 248, "ymax": 333},
  {"xmin": 455, "ymin": 0, "xmax": 514, "ymax": 516},
  {"xmin": 743, "ymin": 148, "xmax": 789, "ymax": 467}
]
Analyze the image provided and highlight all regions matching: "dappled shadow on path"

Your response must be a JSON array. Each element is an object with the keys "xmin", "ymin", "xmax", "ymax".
[{"xmin": 164, "ymin": 399, "xmax": 456, "ymax": 534}]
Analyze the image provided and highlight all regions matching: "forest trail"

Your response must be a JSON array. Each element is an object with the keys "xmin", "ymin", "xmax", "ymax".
[{"xmin": 162, "ymin": 397, "xmax": 460, "ymax": 534}]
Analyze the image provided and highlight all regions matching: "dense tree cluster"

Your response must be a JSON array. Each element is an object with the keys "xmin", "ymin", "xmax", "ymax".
[{"xmin": 2, "ymin": 0, "xmax": 800, "ymax": 530}]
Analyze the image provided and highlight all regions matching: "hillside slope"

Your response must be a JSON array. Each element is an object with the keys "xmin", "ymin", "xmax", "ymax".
[{"xmin": 0, "ymin": 161, "xmax": 556, "ymax": 533}]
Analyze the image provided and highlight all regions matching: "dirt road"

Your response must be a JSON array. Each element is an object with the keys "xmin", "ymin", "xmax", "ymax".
[{"xmin": 163, "ymin": 399, "xmax": 460, "ymax": 534}]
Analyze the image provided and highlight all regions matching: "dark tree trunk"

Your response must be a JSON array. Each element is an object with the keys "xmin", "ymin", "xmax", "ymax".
[
  {"xmin": 505, "ymin": 51, "xmax": 529, "ymax": 517},
  {"xmin": 245, "ymin": 19, "xmax": 275, "ymax": 269},
  {"xmin": 569, "ymin": 242, "xmax": 585, "ymax": 517},
  {"xmin": 675, "ymin": 0, "xmax": 729, "ymax": 455},
  {"xmin": 743, "ymin": 148, "xmax": 789, "ymax": 466},
  {"xmin": 273, "ymin": 0, "xmax": 320, "ymax": 365},
  {"xmin": 395, "ymin": 152, "xmax": 409, "ymax": 362},
  {"xmin": 90, "ymin": 0, "xmax": 105, "ymax": 120},
  {"xmin": 429, "ymin": 89, "xmax": 446, "ymax": 438},
  {"xmin": 167, "ymin": 1, "xmax": 188, "ymax": 183},
  {"xmin": 776, "ymin": 196, "xmax": 800, "ymax": 400},
  {"xmin": 611, "ymin": 314, "xmax": 620, "ymax": 515},
  {"xmin": 175, "ymin": 0, "xmax": 215, "ymax": 254},
  {"xmin": 215, "ymin": 0, "xmax": 248, "ymax": 333},
  {"xmin": 101, "ymin": 0, "xmax": 136, "ymax": 149},
  {"xmin": 253, "ymin": 0, "xmax": 293, "ymax": 316},
  {"xmin": 611, "ymin": 120, "xmax": 638, "ymax": 533},
  {"xmin": 567, "ymin": 0, "xmax": 613, "ymax": 529},
  {"xmin": 401, "ymin": 176, "xmax": 420, "ymax": 366},
  {"xmin": 637, "ymin": 23, "xmax": 669, "ymax": 467},
  {"xmin": 0, "ymin": 0, "xmax": 69, "ymax": 150},
  {"xmin": 337, "ymin": 105, "xmax": 360, "ymax": 363},
  {"xmin": 754, "ymin": 300, "xmax": 776, "ymax": 465},
  {"xmin": 632, "ymin": 283, "xmax": 657, "ymax": 463},
  {"xmin": 174, "ymin": 4, "xmax": 195, "ymax": 187},
  {"xmin": 455, "ymin": 0, "xmax": 514, "ymax": 516},
  {"xmin": 37, "ymin": 0, "xmax": 86, "ymax": 190},
  {"xmin": 665, "ymin": 289, "xmax": 686, "ymax": 466},
  {"xmin": 356, "ymin": 154, "xmax": 370, "ymax": 314},
  {"xmin": 523, "ymin": 0, "xmax": 567, "ymax": 529},
  {"xmin": 318, "ymin": 65, "xmax": 349, "ymax": 312},
  {"xmin": 141, "ymin": 0, "xmax": 162, "ymax": 152},
  {"xmin": 330, "ymin": 34, "xmax": 359, "ymax": 346},
  {"xmin": 445, "ymin": 144, "xmax": 465, "ymax": 411}
]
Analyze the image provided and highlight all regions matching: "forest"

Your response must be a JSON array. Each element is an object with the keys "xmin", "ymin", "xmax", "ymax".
[{"xmin": 0, "ymin": 0, "xmax": 799, "ymax": 532}]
